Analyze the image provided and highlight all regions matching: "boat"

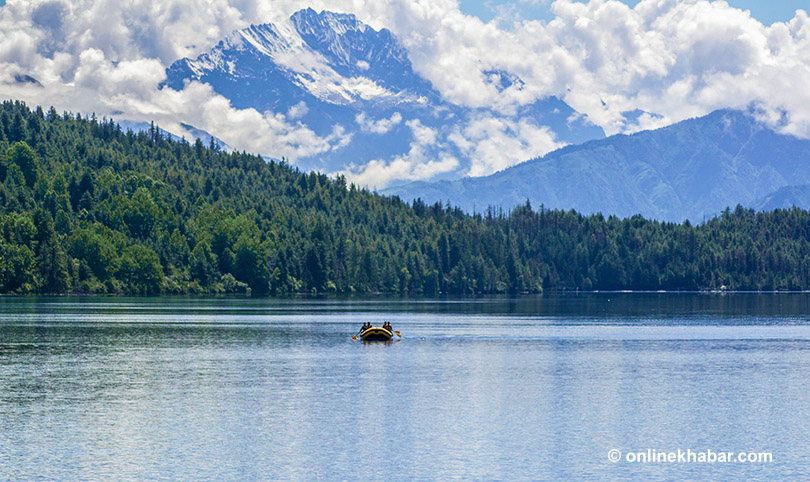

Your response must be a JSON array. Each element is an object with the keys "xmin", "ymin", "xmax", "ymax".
[{"xmin": 360, "ymin": 326, "xmax": 394, "ymax": 341}]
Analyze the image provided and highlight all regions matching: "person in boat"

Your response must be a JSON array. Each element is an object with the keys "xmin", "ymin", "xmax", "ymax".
[
  {"xmin": 383, "ymin": 321, "xmax": 392, "ymax": 332},
  {"xmin": 358, "ymin": 322, "xmax": 369, "ymax": 334}
]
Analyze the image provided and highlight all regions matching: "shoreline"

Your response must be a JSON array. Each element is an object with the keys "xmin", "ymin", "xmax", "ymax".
[{"xmin": 2, "ymin": 290, "xmax": 810, "ymax": 299}]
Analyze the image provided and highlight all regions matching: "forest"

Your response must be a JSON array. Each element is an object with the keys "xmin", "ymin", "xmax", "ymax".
[{"xmin": 1, "ymin": 99, "xmax": 810, "ymax": 296}]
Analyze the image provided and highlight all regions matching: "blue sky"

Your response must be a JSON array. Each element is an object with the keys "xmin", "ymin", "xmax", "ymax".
[
  {"xmin": 0, "ymin": 0, "xmax": 803, "ymax": 24},
  {"xmin": 459, "ymin": 0, "xmax": 807, "ymax": 25}
]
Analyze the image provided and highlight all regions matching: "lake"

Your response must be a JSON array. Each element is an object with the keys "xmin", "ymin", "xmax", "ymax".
[{"xmin": 1, "ymin": 294, "xmax": 809, "ymax": 481}]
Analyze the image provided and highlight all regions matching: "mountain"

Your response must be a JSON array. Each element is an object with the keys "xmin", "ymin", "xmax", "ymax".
[
  {"xmin": 753, "ymin": 185, "xmax": 810, "ymax": 211},
  {"xmin": 384, "ymin": 109, "xmax": 810, "ymax": 222},
  {"xmin": 162, "ymin": 8, "xmax": 604, "ymax": 176},
  {"xmin": 116, "ymin": 120, "xmax": 231, "ymax": 151}
]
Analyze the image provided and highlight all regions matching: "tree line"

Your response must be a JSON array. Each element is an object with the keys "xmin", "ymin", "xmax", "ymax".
[{"xmin": 1, "ymin": 99, "xmax": 809, "ymax": 295}]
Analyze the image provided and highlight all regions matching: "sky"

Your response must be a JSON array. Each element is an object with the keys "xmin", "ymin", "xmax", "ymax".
[
  {"xmin": 2, "ymin": 0, "xmax": 810, "ymax": 187},
  {"xmin": 458, "ymin": 0, "xmax": 807, "ymax": 25},
  {"xmin": 4, "ymin": 0, "xmax": 803, "ymax": 22}
]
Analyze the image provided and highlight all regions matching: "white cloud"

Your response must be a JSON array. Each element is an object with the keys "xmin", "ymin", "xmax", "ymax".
[
  {"xmin": 287, "ymin": 100, "xmax": 308, "ymax": 119},
  {"xmin": 4, "ymin": 0, "xmax": 810, "ymax": 184},
  {"xmin": 319, "ymin": 0, "xmax": 810, "ymax": 138},
  {"xmin": 533, "ymin": 0, "xmax": 810, "ymax": 135},
  {"xmin": 1, "ymin": 53, "xmax": 348, "ymax": 161},
  {"xmin": 405, "ymin": 118, "xmax": 437, "ymax": 145},
  {"xmin": 0, "ymin": 0, "xmax": 352, "ymax": 161},
  {"xmin": 257, "ymin": 1, "xmax": 810, "ymax": 139},
  {"xmin": 340, "ymin": 112, "xmax": 561, "ymax": 186},
  {"xmin": 339, "ymin": 153, "xmax": 460, "ymax": 190},
  {"xmin": 450, "ymin": 114, "xmax": 564, "ymax": 176},
  {"xmin": 355, "ymin": 111, "xmax": 402, "ymax": 134},
  {"xmin": 338, "ymin": 115, "xmax": 458, "ymax": 188}
]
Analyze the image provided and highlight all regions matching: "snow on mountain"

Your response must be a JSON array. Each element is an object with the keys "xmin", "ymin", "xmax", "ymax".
[{"xmin": 162, "ymin": 8, "xmax": 605, "ymax": 184}]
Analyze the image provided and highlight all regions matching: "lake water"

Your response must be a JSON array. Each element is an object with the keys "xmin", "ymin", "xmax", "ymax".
[{"xmin": 1, "ymin": 294, "xmax": 809, "ymax": 481}]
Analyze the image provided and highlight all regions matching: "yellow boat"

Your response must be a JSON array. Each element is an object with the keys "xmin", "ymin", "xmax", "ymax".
[{"xmin": 360, "ymin": 326, "xmax": 394, "ymax": 341}]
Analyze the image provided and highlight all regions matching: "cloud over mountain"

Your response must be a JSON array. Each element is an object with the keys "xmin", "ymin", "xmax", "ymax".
[{"xmin": 1, "ymin": 0, "xmax": 810, "ymax": 187}]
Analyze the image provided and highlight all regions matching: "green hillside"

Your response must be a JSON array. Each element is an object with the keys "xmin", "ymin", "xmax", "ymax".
[{"xmin": 2, "ymin": 100, "xmax": 810, "ymax": 295}]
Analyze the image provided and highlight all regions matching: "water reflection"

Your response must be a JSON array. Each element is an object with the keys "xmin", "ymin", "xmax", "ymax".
[{"xmin": 1, "ymin": 295, "xmax": 809, "ymax": 480}]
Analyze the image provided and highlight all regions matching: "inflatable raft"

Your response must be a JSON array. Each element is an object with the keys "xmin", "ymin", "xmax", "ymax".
[{"xmin": 360, "ymin": 326, "xmax": 394, "ymax": 341}]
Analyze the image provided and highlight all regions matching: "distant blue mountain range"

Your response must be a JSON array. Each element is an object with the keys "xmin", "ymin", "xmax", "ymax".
[
  {"xmin": 384, "ymin": 109, "xmax": 810, "ymax": 222},
  {"xmin": 162, "ymin": 8, "xmax": 604, "ymax": 176},
  {"xmin": 753, "ymin": 184, "xmax": 810, "ymax": 212}
]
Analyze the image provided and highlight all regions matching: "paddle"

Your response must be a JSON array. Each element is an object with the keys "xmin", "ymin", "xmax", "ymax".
[
  {"xmin": 353, "ymin": 325, "xmax": 369, "ymax": 340},
  {"xmin": 352, "ymin": 327, "xmax": 363, "ymax": 341}
]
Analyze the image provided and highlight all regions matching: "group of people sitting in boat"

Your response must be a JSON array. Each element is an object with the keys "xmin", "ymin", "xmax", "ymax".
[{"xmin": 359, "ymin": 321, "xmax": 394, "ymax": 333}]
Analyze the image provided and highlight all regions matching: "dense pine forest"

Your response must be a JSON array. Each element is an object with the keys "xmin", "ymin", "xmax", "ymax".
[{"xmin": 2, "ymin": 100, "xmax": 810, "ymax": 295}]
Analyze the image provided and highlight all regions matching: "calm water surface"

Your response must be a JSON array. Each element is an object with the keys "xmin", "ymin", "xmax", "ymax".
[{"xmin": 1, "ymin": 294, "xmax": 810, "ymax": 481}]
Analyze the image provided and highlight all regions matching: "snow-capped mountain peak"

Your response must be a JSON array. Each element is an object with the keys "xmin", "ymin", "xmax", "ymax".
[
  {"xmin": 165, "ymin": 9, "xmax": 426, "ymax": 108},
  {"xmin": 162, "ymin": 8, "xmax": 604, "ymax": 181}
]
